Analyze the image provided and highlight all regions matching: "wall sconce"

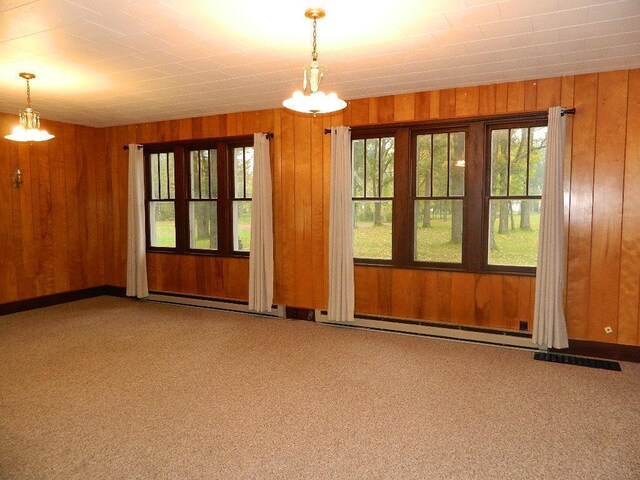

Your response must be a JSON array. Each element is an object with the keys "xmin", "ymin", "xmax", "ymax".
[{"xmin": 12, "ymin": 168, "xmax": 23, "ymax": 188}]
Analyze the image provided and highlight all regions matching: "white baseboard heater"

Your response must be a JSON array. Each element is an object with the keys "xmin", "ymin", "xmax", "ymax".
[
  {"xmin": 315, "ymin": 310, "xmax": 535, "ymax": 350},
  {"xmin": 146, "ymin": 292, "xmax": 284, "ymax": 318}
]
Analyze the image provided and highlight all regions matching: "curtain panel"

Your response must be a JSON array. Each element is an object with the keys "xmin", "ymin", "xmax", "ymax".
[
  {"xmin": 328, "ymin": 126, "xmax": 354, "ymax": 322},
  {"xmin": 248, "ymin": 133, "xmax": 274, "ymax": 312},
  {"xmin": 126, "ymin": 144, "xmax": 149, "ymax": 298},
  {"xmin": 532, "ymin": 107, "xmax": 569, "ymax": 349}
]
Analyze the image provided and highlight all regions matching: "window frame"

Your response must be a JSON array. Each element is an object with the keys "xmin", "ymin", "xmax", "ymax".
[
  {"xmin": 143, "ymin": 135, "xmax": 254, "ymax": 258},
  {"xmin": 482, "ymin": 118, "xmax": 548, "ymax": 275},
  {"xmin": 351, "ymin": 130, "xmax": 397, "ymax": 265},
  {"xmin": 350, "ymin": 112, "xmax": 548, "ymax": 275},
  {"xmin": 410, "ymin": 125, "xmax": 469, "ymax": 270}
]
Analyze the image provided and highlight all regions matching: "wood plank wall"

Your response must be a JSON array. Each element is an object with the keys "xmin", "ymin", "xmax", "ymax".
[
  {"xmin": 102, "ymin": 69, "xmax": 640, "ymax": 346},
  {"xmin": 2, "ymin": 68, "xmax": 638, "ymax": 347},
  {"xmin": 0, "ymin": 114, "xmax": 108, "ymax": 303}
]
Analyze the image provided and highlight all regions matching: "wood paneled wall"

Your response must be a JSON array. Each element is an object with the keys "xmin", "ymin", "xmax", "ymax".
[
  {"xmin": 103, "ymin": 69, "xmax": 640, "ymax": 346},
  {"xmin": 0, "ymin": 113, "xmax": 108, "ymax": 303},
  {"xmin": 3, "ymin": 68, "xmax": 638, "ymax": 347}
]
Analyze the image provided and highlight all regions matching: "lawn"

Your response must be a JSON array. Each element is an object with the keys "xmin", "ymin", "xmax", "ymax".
[
  {"xmin": 152, "ymin": 213, "xmax": 540, "ymax": 267},
  {"xmin": 354, "ymin": 213, "xmax": 540, "ymax": 266},
  {"xmin": 151, "ymin": 217, "xmax": 251, "ymax": 251}
]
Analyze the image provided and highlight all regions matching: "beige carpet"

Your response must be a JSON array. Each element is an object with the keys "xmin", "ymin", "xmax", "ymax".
[{"xmin": 1, "ymin": 297, "xmax": 638, "ymax": 479}]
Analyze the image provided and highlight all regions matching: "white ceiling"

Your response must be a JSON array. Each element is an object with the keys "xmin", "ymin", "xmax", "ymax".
[{"xmin": 0, "ymin": 0, "xmax": 639, "ymax": 127}]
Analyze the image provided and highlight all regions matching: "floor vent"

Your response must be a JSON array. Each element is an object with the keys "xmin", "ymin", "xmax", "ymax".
[{"xmin": 534, "ymin": 352, "xmax": 621, "ymax": 371}]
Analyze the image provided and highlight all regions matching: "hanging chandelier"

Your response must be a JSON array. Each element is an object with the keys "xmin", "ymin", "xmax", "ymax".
[
  {"xmin": 4, "ymin": 72, "xmax": 55, "ymax": 142},
  {"xmin": 283, "ymin": 8, "xmax": 346, "ymax": 115}
]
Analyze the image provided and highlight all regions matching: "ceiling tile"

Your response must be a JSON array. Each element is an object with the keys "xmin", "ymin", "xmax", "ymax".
[{"xmin": 0, "ymin": 0, "xmax": 637, "ymax": 127}]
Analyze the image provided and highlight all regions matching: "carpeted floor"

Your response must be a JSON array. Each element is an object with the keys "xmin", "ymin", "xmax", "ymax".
[{"xmin": 1, "ymin": 296, "xmax": 639, "ymax": 479}]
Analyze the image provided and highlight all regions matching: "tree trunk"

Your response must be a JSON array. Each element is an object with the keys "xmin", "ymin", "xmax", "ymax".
[
  {"xmin": 509, "ymin": 202, "xmax": 515, "ymax": 230},
  {"xmin": 490, "ymin": 206, "xmax": 498, "ymax": 251},
  {"xmin": 450, "ymin": 201, "xmax": 462, "ymax": 244},
  {"xmin": 422, "ymin": 200, "xmax": 431, "ymax": 228},
  {"xmin": 197, "ymin": 211, "xmax": 208, "ymax": 239},
  {"xmin": 374, "ymin": 201, "xmax": 382, "ymax": 226},
  {"xmin": 520, "ymin": 201, "xmax": 531, "ymax": 230},
  {"xmin": 498, "ymin": 200, "xmax": 509, "ymax": 234}
]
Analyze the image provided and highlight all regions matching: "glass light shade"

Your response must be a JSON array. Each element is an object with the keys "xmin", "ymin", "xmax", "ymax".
[
  {"xmin": 5, "ymin": 125, "xmax": 55, "ymax": 142},
  {"xmin": 283, "ymin": 91, "xmax": 347, "ymax": 115},
  {"xmin": 4, "ymin": 107, "xmax": 54, "ymax": 142}
]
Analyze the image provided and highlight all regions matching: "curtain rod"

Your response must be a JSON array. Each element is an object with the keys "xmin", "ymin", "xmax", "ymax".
[
  {"xmin": 561, "ymin": 108, "xmax": 576, "ymax": 116},
  {"xmin": 121, "ymin": 132, "xmax": 274, "ymax": 150}
]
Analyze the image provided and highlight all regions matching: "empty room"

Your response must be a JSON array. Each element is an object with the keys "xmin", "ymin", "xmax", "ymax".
[{"xmin": 1, "ymin": 0, "xmax": 639, "ymax": 478}]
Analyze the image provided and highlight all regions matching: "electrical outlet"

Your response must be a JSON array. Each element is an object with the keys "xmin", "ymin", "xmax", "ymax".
[
  {"xmin": 519, "ymin": 321, "xmax": 529, "ymax": 331},
  {"xmin": 604, "ymin": 326, "xmax": 613, "ymax": 334}
]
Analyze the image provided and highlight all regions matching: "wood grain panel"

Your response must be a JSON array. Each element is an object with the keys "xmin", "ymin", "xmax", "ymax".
[
  {"xmin": 478, "ymin": 84, "xmax": 496, "ymax": 115},
  {"xmin": 455, "ymin": 87, "xmax": 479, "ymax": 117},
  {"xmin": 348, "ymin": 99, "xmax": 369, "ymax": 126},
  {"xmin": 618, "ymin": 69, "xmax": 640, "ymax": 345},
  {"xmin": 439, "ymin": 89, "xmax": 456, "ymax": 118},
  {"xmin": 507, "ymin": 81, "xmax": 526, "ymax": 112},
  {"xmin": 414, "ymin": 92, "xmax": 431, "ymax": 120},
  {"xmin": 293, "ymin": 113, "xmax": 313, "ymax": 307},
  {"xmin": 451, "ymin": 272, "xmax": 475, "ymax": 324},
  {"xmin": 310, "ymin": 116, "xmax": 325, "ymax": 307},
  {"xmin": 393, "ymin": 94, "xmax": 415, "ymax": 122},
  {"xmin": 536, "ymin": 77, "xmax": 562, "ymax": 109},
  {"xmin": 524, "ymin": 80, "xmax": 537, "ymax": 111},
  {"xmin": 279, "ymin": 111, "xmax": 296, "ymax": 305},
  {"xmin": 391, "ymin": 268, "xmax": 414, "ymax": 319},
  {"xmin": 566, "ymin": 74, "xmax": 598, "ymax": 340},
  {"xmin": 588, "ymin": 70, "xmax": 628, "ymax": 342},
  {"xmin": 495, "ymin": 83, "xmax": 508, "ymax": 113},
  {"xmin": 0, "ymin": 115, "xmax": 107, "ymax": 304}
]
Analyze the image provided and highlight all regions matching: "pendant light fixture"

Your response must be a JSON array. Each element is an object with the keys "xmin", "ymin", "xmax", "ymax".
[
  {"xmin": 283, "ymin": 8, "xmax": 346, "ymax": 115},
  {"xmin": 4, "ymin": 72, "xmax": 55, "ymax": 142}
]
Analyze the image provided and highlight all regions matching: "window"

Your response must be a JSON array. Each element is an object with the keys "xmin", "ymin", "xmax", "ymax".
[
  {"xmin": 189, "ymin": 148, "xmax": 218, "ymax": 250},
  {"xmin": 351, "ymin": 135, "xmax": 394, "ymax": 260},
  {"xmin": 413, "ymin": 130, "xmax": 465, "ymax": 265},
  {"xmin": 148, "ymin": 150, "xmax": 176, "ymax": 248},
  {"xmin": 232, "ymin": 145, "xmax": 254, "ymax": 252},
  {"xmin": 350, "ymin": 113, "xmax": 548, "ymax": 274},
  {"xmin": 144, "ymin": 137, "xmax": 253, "ymax": 256},
  {"xmin": 487, "ymin": 124, "xmax": 547, "ymax": 269}
]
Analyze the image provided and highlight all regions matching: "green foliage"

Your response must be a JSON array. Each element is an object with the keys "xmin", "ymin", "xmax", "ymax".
[{"xmin": 354, "ymin": 213, "xmax": 541, "ymax": 266}]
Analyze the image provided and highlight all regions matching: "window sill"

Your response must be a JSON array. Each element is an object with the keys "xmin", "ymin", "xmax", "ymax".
[
  {"xmin": 353, "ymin": 261, "xmax": 536, "ymax": 277},
  {"xmin": 147, "ymin": 248, "xmax": 250, "ymax": 259}
]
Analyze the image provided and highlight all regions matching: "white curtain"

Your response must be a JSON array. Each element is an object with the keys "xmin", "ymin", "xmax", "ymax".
[
  {"xmin": 532, "ymin": 107, "xmax": 568, "ymax": 349},
  {"xmin": 126, "ymin": 144, "xmax": 149, "ymax": 298},
  {"xmin": 248, "ymin": 133, "xmax": 274, "ymax": 312},
  {"xmin": 328, "ymin": 126, "xmax": 354, "ymax": 322}
]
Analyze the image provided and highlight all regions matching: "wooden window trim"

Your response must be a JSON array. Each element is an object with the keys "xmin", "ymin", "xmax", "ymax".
[
  {"xmin": 482, "ymin": 118, "xmax": 548, "ymax": 275},
  {"xmin": 351, "ymin": 111, "xmax": 548, "ymax": 275},
  {"xmin": 143, "ymin": 136, "xmax": 253, "ymax": 258}
]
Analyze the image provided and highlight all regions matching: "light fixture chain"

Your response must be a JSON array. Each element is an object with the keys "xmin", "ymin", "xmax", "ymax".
[
  {"xmin": 26, "ymin": 78, "xmax": 31, "ymax": 107},
  {"xmin": 312, "ymin": 17, "xmax": 318, "ymax": 62}
]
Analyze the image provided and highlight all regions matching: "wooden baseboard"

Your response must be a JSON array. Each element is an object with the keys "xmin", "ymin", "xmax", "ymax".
[
  {"xmin": 0, "ymin": 286, "xmax": 127, "ymax": 316},
  {"xmin": 554, "ymin": 339, "xmax": 640, "ymax": 364}
]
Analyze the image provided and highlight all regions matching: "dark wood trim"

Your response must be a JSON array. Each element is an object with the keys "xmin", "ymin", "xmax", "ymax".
[
  {"xmin": 554, "ymin": 340, "xmax": 640, "ymax": 364},
  {"xmin": 394, "ymin": 129, "xmax": 411, "ymax": 266},
  {"xmin": 143, "ymin": 137, "xmax": 253, "ymax": 257},
  {"xmin": 351, "ymin": 111, "xmax": 548, "ymax": 134},
  {"xmin": 0, "ymin": 286, "xmax": 127, "ymax": 316},
  {"xmin": 141, "ymin": 134, "xmax": 253, "ymax": 150}
]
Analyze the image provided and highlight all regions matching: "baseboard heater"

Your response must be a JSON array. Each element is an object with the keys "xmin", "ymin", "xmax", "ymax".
[
  {"xmin": 315, "ymin": 310, "xmax": 535, "ymax": 349},
  {"xmin": 146, "ymin": 292, "xmax": 284, "ymax": 318}
]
